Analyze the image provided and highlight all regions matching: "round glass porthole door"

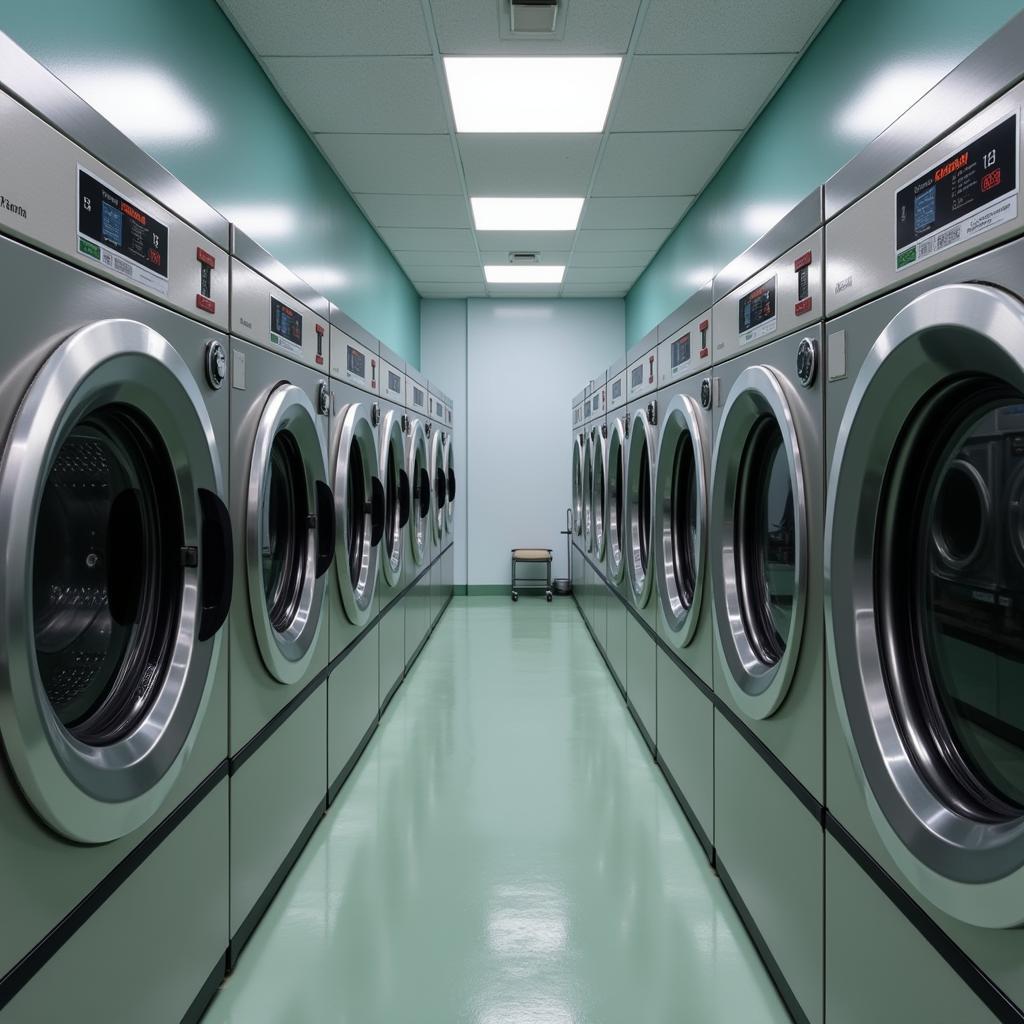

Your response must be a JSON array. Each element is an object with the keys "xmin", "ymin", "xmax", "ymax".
[
  {"xmin": 572, "ymin": 436, "xmax": 584, "ymax": 537},
  {"xmin": 710, "ymin": 365, "xmax": 806, "ymax": 719},
  {"xmin": 583, "ymin": 433, "xmax": 595, "ymax": 553},
  {"xmin": 443, "ymin": 436, "xmax": 455, "ymax": 536},
  {"xmin": 334, "ymin": 401, "xmax": 384, "ymax": 626},
  {"xmin": 827, "ymin": 283, "xmax": 1024, "ymax": 928},
  {"xmin": 407, "ymin": 420, "xmax": 429, "ymax": 567},
  {"xmin": 606, "ymin": 417, "xmax": 627, "ymax": 584},
  {"xmin": 655, "ymin": 395, "xmax": 708, "ymax": 648},
  {"xmin": 0, "ymin": 320, "xmax": 232, "ymax": 842},
  {"xmin": 380, "ymin": 409, "xmax": 409, "ymax": 588},
  {"xmin": 593, "ymin": 429, "xmax": 607, "ymax": 561},
  {"xmin": 430, "ymin": 428, "xmax": 447, "ymax": 544},
  {"xmin": 249, "ymin": 384, "xmax": 331, "ymax": 685},
  {"xmin": 625, "ymin": 408, "xmax": 656, "ymax": 607}
]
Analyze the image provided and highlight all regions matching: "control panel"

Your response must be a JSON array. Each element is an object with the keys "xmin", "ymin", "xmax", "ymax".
[
  {"xmin": 230, "ymin": 259, "xmax": 327, "ymax": 369},
  {"xmin": 573, "ymin": 401, "xmax": 584, "ymax": 428},
  {"xmin": 658, "ymin": 311, "xmax": 712, "ymax": 387},
  {"xmin": 587, "ymin": 378, "xmax": 606, "ymax": 421},
  {"xmin": 0, "ymin": 90, "xmax": 228, "ymax": 330},
  {"xmin": 331, "ymin": 327, "xmax": 378, "ymax": 396},
  {"xmin": 381, "ymin": 357, "xmax": 405, "ymax": 405},
  {"xmin": 607, "ymin": 369, "xmax": 627, "ymax": 411},
  {"xmin": 713, "ymin": 228, "xmax": 823, "ymax": 362},
  {"xmin": 408, "ymin": 377, "xmax": 428, "ymax": 415},
  {"xmin": 626, "ymin": 346, "xmax": 658, "ymax": 402},
  {"xmin": 827, "ymin": 82, "xmax": 1024, "ymax": 317}
]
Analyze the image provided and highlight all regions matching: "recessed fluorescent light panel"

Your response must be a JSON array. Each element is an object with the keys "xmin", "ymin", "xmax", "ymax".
[
  {"xmin": 472, "ymin": 197, "xmax": 584, "ymax": 231},
  {"xmin": 485, "ymin": 265, "xmax": 565, "ymax": 284},
  {"xmin": 444, "ymin": 57, "xmax": 621, "ymax": 133}
]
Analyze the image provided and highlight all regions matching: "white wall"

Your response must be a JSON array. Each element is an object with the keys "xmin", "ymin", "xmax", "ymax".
[{"xmin": 421, "ymin": 297, "xmax": 624, "ymax": 587}]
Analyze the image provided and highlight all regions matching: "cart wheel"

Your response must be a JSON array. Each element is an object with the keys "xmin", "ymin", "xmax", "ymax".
[
  {"xmin": 512, "ymin": 591, "xmax": 519, "ymax": 602},
  {"xmin": 546, "ymin": 591, "xmax": 553, "ymax": 602}
]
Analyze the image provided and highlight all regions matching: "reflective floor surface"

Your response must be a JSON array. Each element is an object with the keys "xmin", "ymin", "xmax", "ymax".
[{"xmin": 204, "ymin": 596, "xmax": 789, "ymax": 1023}]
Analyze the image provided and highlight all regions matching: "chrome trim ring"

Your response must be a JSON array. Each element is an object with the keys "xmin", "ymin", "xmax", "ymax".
[
  {"xmin": 710, "ymin": 364, "xmax": 807, "ymax": 719},
  {"xmin": 827, "ymin": 283, "xmax": 1024, "ymax": 928},
  {"xmin": 407, "ymin": 419, "xmax": 428, "ymax": 566},
  {"xmin": 0, "ymin": 319, "xmax": 222, "ymax": 842},
  {"xmin": 583, "ymin": 433, "xmax": 595, "ymax": 553},
  {"xmin": 430, "ymin": 427, "xmax": 445, "ymax": 544},
  {"xmin": 606, "ymin": 417, "xmax": 627, "ymax": 583},
  {"xmin": 443, "ymin": 435, "xmax": 454, "ymax": 535},
  {"xmin": 247, "ymin": 383, "xmax": 327, "ymax": 684},
  {"xmin": 334, "ymin": 400, "xmax": 380, "ymax": 626},
  {"xmin": 655, "ymin": 395, "xmax": 708, "ymax": 648},
  {"xmin": 572, "ymin": 436, "xmax": 584, "ymax": 536},
  {"xmin": 593, "ymin": 428, "xmax": 607, "ymax": 561},
  {"xmin": 625, "ymin": 408, "xmax": 656, "ymax": 608},
  {"xmin": 930, "ymin": 458, "xmax": 990, "ymax": 572},
  {"xmin": 379, "ymin": 409, "xmax": 405, "ymax": 587}
]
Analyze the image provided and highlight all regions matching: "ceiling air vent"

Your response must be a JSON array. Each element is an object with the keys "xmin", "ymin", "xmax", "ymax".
[
  {"xmin": 510, "ymin": 0, "xmax": 559, "ymax": 34},
  {"xmin": 509, "ymin": 252, "xmax": 540, "ymax": 264}
]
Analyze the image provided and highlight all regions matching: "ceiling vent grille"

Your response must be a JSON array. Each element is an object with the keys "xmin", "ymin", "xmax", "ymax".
[
  {"xmin": 509, "ymin": 252, "xmax": 540, "ymax": 264},
  {"xmin": 510, "ymin": 0, "xmax": 559, "ymax": 34}
]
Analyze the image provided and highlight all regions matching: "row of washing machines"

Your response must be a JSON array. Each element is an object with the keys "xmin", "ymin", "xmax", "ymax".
[
  {"xmin": 569, "ymin": 46, "xmax": 1024, "ymax": 1024},
  {"xmin": 0, "ymin": 41, "xmax": 455, "ymax": 1024}
]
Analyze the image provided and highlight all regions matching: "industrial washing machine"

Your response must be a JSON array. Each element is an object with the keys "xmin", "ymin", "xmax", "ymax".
[
  {"xmin": 824, "ymin": 63, "xmax": 1024, "ymax": 1022},
  {"xmin": 571, "ymin": 388, "xmax": 587, "ymax": 593},
  {"xmin": 0, "ymin": 51, "xmax": 232, "ymax": 1021},
  {"xmin": 405, "ymin": 367, "xmax": 432, "ymax": 665},
  {"xmin": 326, "ymin": 309, "xmax": 383, "ymax": 800},
  {"xmin": 589, "ymin": 373, "xmax": 609, "ymax": 653},
  {"xmin": 709, "ymin": 191, "xmax": 824, "ymax": 1024},
  {"xmin": 428, "ymin": 385, "xmax": 447, "ymax": 628},
  {"xmin": 652, "ymin": 285, "xmax": 715, "ymax": 856},
  {"xmin": 441, "ymin": 391, "xmax": 456, "ymax": 604},
  {"xmin": 603, "ymin": 359, "xmax": 630, "ymax": 695},
  {"xmin": 227, "ymin": 229, "xmax": 333, "ymax": 965},
  {"xmin": 581, "ymin": 381, "xmax": 597, "ymax": 630},
  {"xmin": 376, "ymin": 341, "xmax": 410, "ymax": 715},
  {"xmin": 624, "ymin": 330, "xmax": 660, "ymax": 753}
]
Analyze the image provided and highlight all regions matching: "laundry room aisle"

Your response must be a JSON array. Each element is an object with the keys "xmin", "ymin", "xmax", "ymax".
[{"xmin": 203, "ymin": 597, "xmax": 789, "ymax": 1023}]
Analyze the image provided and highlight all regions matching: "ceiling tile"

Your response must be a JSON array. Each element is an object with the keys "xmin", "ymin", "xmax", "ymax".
[
  {"xmin": 459, "ymin": 135, "xmax": 601, "ymax": 195},
  {"xmin": 475, "ymin": 230, "xmax": 577, "ymax": 253},
  {"xmin": 593, "ymin": 131, "xmax": 739, "ymax": 196},
  {"xmin": 580, "ymin": 197, "xmax": 692, "ymax": 230},
  {"xmin": 395, "ymin": 250, "xmax": 482, "ymax": 267},
  {"xmin": 570, "ymin": 250, "xmax": 656, "ymax": 268},
  {"xmin": 265, "ymin": 57, "xmax": 447, "ymax": 133},
  {"xmin": 408, "ymin": 266, "xmax": 484, "ymax": 282},
  {"xmin": 356, "ymin": 195, "xmax": 470, "ymax": 228},
  {"xmin": 318, "ymin": 134, "xmax": 462, "ymax": 194},
  {"xmin": 574, "ymin": 228, "xmax": 672, "ymax": 251},
  {"xmin": 216, "ymin": 0, "xmax": 432, "ymax": 56},
  {"xmin": 478, "ymin": 250, "xmax": 570, "ymax": 265},
  {"xmin": 636, "ymin": 0, "xmax": 836, "ymax": 54},
  {"xmin": 564, "ymin": 267, "xmax": 642, "ymax": 285},
  {"xmin": 419, "ymin": 284, "xmax": 488, "ymax": 296},
  {"xmin": 561, "ymin": 284, "xmax": 629, "ymax": 297},
  {"xmin": 377, "ymin": 227, "xmax": 477, "ymax": 251},
  {"xmin": 431, "ymin": 0, "xmax": 642, "ymax": 54},
  {"xmin": 612, "ymin": 55, "xmax": 794, "ymax": 132}
]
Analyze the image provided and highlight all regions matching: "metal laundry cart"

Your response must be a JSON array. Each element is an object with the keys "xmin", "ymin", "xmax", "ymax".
[{"xmin": 510, "ymin": 548, "xmax": 553, "ymax": 602}]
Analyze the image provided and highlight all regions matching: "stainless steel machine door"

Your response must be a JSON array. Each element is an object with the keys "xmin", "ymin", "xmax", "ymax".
[
  {"xmin": 443, "ymin": 435, "xmax": 455, "ymax": 537},
  {"xmin": 655, "ymin": 395, "xmax": 708, "ymax": 648},
  {"xmin": 407, "ymin": 419, "xmax": 429, "ymax": 567},
  {"xmin": 583, "ymin": 432, "xmax": 595, "ymax": 553},
  {"xmin": 606, "ymin": 417, "xmax": 627, "ymax": 584},
  {"xmin": 334, "ymin": 400, "xmax": 383, "ymax": 626},
  {"xmin": 827, "ymin": 283, "xmax": 1024, "ymax": 928},
  {"xmin": 572, "ymin": 435, "xmax": 584, "ymax": 538},
  {"xmin": 0, "ymin": 319, "xmax": 232, "ymax": 843},
  {"xmin": 593, "ymin": 428, "xmax": 607, "ymax": 561},
  {"xmin": 247, "ymin": 383, "xmax": 331, "ymax": 684},
  {"xmin": 379, "ymin": 408, "xmax": 409, "ymax": 588},
  {"xmin": 430, "ymin": 427, "xmax": 447, "ymax": 545},
  {"xmin": 626, "ymin": 407, "xmax": 656, "ymax": 608},
  {"xmin": 710, "ymin": 365, "xmax": 807, "ymax": 719}
]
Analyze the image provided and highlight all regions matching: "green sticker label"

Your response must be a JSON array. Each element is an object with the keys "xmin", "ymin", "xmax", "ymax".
[
  {"xmin": 896, "ymin": 246, "xmax": 917, "ymax": 269},
  {"xmin": 79, "ymin": 237, "xmax": 101, "ymax": 260}
]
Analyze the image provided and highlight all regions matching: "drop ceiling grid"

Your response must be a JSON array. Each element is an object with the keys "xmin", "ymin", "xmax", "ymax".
[{"xmin": 216, "ymin": 0, "xmax": 841, "ymax": 299}]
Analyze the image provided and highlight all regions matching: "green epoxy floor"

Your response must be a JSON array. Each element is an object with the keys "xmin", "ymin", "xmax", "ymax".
[{"xmin": 205, "ymin": 597, "xmax": 790, "ymax": 1023}]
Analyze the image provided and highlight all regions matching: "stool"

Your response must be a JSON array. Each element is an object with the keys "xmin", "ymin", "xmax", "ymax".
[{"xmin": 510, "ymin": 548, "xmax": 553, "ymax": 602}]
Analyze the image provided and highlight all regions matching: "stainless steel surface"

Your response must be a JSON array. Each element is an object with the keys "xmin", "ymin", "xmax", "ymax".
[
  {"xmin": 379, "ymin": 407, "xmax": 406, "ymax": 588},
  {"xmin": 231, "ymin": 226, "xmax": 328, "ymax": 319},
  {"xmin": 606, "ymin": 415, "xmax": 627, "ymax": 585},
  {"xmin": 583, "ymin": 431, "xmax": 595, "ymax": 554},
  {"xmin": 626, "ymin": 405, "xmax": 656, "ymax": 609},
  {"xmin": 245, "ymin": 383, "xmax": 329, "ymax": 684},
  {"xmin": 626, "ymin": 326, "xmax": 659, "ymax": 364},
  {"xmin": 329, "ymin": 301, "xmax": 379, "ymax": 352},
  {"xmin": 406, "ymin": 419, "xmax": 429, "ymax": 567},
  {"xmin": 0, "ymin": 30, "xmax": 229, "ymax": 249},
  {"xmin": 429, "ymin": 423, "xmax": 446, "ymax": 546},
  {"xmin": 824, "ymin": 11, "xmax": 1024, "ymax": 220},
  {"xmin": 592, "ymin": 427, "xmax": 607, "ymax": 562},
  {"xmin": 572, "ymin": 433, "xmax": 585, "ymax": 537},
  {"xmin": 0, "ymin": 318, "xmax": 222, "ymax": 842},
  {"xmin": 713, "ymin": 189, "xmax": 823, "ymax": 304},
  {"xmin": 658, "ymin": 281, "xmax": 714, "ymax": 343}
]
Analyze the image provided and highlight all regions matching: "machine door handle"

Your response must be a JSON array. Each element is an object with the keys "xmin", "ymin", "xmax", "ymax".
[
  {"xmin": 314, "ymin": 480, "xmax": 335, "ymax": 579},
  {"xmin": 370, "ymin": 477, "xmax": 386, "ymax": 547},
  {"xmin": 398, "ymin": 469, "xmax": 411, "ymax": 529},
  {"xmin": 197, "ymin": 488, "xmax": 234, "ymax": 641},
  {"xmin": 447, "ymin": 468, "xmax": 456, "ymax": 502}
]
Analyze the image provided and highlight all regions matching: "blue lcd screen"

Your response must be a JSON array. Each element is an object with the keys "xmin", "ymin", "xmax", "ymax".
[
  {"xmin": 914, "ymin": 185, "xmax": 936, "ymax": 233},
  {"xmin": 101, "ymin": 201, "xmax": 123, "ymax": 246}
]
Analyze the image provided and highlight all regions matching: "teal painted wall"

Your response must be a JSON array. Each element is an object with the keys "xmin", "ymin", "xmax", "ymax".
[
  {"xmin": 625, "ymin": 0, "xmax": 1024, "ymax": 345},
  {"xmin": 0, "ymin": 0, "xmax": 420, "ymax": 365}
]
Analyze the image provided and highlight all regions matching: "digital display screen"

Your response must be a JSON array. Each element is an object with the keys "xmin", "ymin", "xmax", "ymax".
[
  {"xmin": 413, "ymin": 386, "xmax": 424, "ymax": 407},
  {"xmin": 631, "ymin": 365, "xmax": 643, "ymax": 389},
  {"xmin": 584, "ymin": 400, "xmax": 591, "ymax": 417},
  {"xmin": 271, "ymin": 298, "xmax": 303, "ymax": 346},
  {"xmin": 896, "ymin": 114, "xmax": 1018, "ymax": 268},
  {"xmin": 739, "ymin": 279, "xmax": 776, "ymax": 334},
  {"xmin": 388, "ymin": 370, "xmax": 401, "ymax": 393},
  {"xmin": 612, "ymin": 380, "xmax": 622, "ymax": 401},
  {"xmin": 671, "ymin": 334, "xmax": 691, "ymax": 368},
  {"xmin": 347, "ymin": 345, "xmax": 365, "ymax": 378}
]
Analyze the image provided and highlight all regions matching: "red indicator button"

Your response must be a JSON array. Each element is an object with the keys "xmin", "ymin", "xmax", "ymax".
[
  {"xmin": 699, "ymin": 319, "xmax": 709, "ymax": 332},
  {"xmin": 196, "ymin": 247, "xmax": 216, "ymax": 268},
  {"xmin": 196, "ymin": 295, "xmax": 216, "ymax": 314},
  {"xmin": 794, "ymin": 297, "xmax": 813, "ymax": 316},
  {"xmin": 793, "ymin": 251, "xmax": 812, "ymax": 272}
]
